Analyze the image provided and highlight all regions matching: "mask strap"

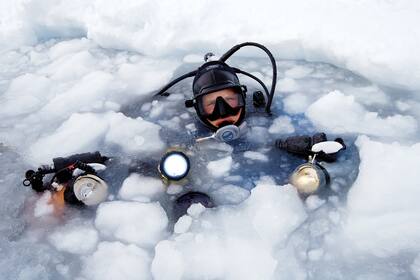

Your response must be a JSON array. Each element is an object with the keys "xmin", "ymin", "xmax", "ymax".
[{"xmin": 154, "ymin": 70, "xmax": 197, "ymax": 97}]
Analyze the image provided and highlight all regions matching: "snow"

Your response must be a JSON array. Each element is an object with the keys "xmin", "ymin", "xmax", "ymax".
[
  {"xmin": 95, "ymin": 201, "xmax": 168, "ymax": 247},
  {"xmin": 210, "ymin": 184, "xmax": 251, "ymax": 205},
  {"xmin": 81, "ymin": 241, "xmax": 152, "ymax": 280},
  {"xmin": 119, "ymin": 174, "xmax": 165, "ymax": 202},
  {"xmin": 207, "ymin": 156, "xmax": 233, "ymax": 177},
  {"xmin": 187, "ymin": 203, "xmax": 206, "ymax": 218},
  {"xmin": 411, "ymin": 254, "xmax": 420, "ymax": 279},
  {"xmin": 283, "ymin": 92, "xmax": 311, "ymax": 114},
  {"xmin": 174, "ymin": 215, "xmax": 192, "ymax": 234},
  {"xmin": 152, "ymin": 181, "xmax": 307, "ymax": 280},
  {"xmin": 268, "ymin": 116, "xmax": 295, "ymax": 135},
  {"xmin": 28, "ymin": 111, "xmax": 165, "ymax": 164},
  {"xmin": 343, "ymin": 136, "xmax": 420, "ymax": 257},
  {"xmin": 306, "ymin": 90, "xmax": 418, "ymax": 139},
  {"xmin": 1, "ymin": 1, "xmax": 420, "ymax": 279},
  {"xmin": 48, "ymin": 223, "xmax": 98, "ymax": 254}
]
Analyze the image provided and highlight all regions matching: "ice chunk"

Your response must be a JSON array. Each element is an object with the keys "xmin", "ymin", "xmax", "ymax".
[
  {"xmin": 411, "ymin": 254, "xmax": 420, "ymax": 279},
  {"xmin": 81, "ymin": 241, "xmax": 151, "ymax": 280},
  {"xmin": 48, "ymin": 224, "xmax": 98, "ymax": 254},
  {"xmin": 117, "ymin": 57, "xmax": 179, "ymax": 97},
  {"xmin": 277, "ymin": 77, "xmax": 299, "ymax": 92},
  {"xmin": 28, "ymin": 111, "xmax": 165, "ymax": 164},
  {"xmin": 308, "ymin": 248, "xmax": 324, "ymax": 261},
  {"xmin": 210, "ymin": 184, "xmax": 250, "ymax": 205},
  {"xmin": 48, "ymin": 38, "xmax": 92, "ymax": 60},
  {"xmin": 305, "ymin": 195, "xmax": 326, "ymax": 211},
  {"xmin": 207, "ymin": 156, "xmax": 232, "ymax": 177},
  {"xmin": 0, "ymin": 73, "xmax": 52, "ymax": 117},
  {"xmin": 105, "ymin": 113, "xmax": 166, "ymax": 154},
  {"xmin": 283, "ymin": 92, "xmax": 311, "ymax": 114},
  {"xmin": 243, "ymin": 183, "xmax": 307, "ymax": 246},
  {"xmin": 187, "ymin": 203, "xmax": 206, "ymax": 218},
  {"xmin": 306, "ymin": 90, "xmax": 418, "ymax": 138},
  {"xmin": 95, "ymin": 201, "xmax": 168, "ymax": 247},
  {"xmin": 119, "ymin": 174, "xmax": 165, "ymax": 201},
  {"xmin": 151, "ymin": 241, "xmax": 184, "ymax": 280},
  {"xmin": 285, "ymin": 65, "xmax": 313, "ymax": 79},
  {"xmin": 243, "ymin": 151, "xmax": 269, "ymax": 162},
  {"xmin": 268, "ymin": 116, "xmax": 295, "ymax": 135},
  {"xmin": 152, "ymin": 182, "xmax": 307, "ymax": 280},
  {"xmin": 174, "ymin": 215, "xmax": 192, "ymax": 234},
  {"xmin": 343, "ymin": 136, "xmax": 420, "ymax": 257},
  {"xmin": 28, "ymin": 113, "xmax": 109, "ymax": 164}
]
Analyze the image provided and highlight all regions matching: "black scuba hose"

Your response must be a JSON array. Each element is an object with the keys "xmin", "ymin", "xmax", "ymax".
[
  {"xmin": 232, "ymin": 67, "xmax": 270, "ymax": 102},
  {"xmin": 219, "ymin": 42, "xmax": 277, "ymax": 114},
  {"xmin": 154, "ymin": 70, "xmax": 197, "ymax": 97}
]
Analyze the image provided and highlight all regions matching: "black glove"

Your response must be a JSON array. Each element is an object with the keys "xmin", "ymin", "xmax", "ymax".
[{"xmin": 275, "ymin": 133, "xmax": 345, "ymax": 162}]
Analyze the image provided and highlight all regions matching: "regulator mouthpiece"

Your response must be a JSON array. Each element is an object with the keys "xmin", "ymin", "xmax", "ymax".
[
  {"xmin": 196, "ymin": 122, "xmax": 247, "ymax": 143},
  {"xmin": 159, "ymin": 151, "xmax": 191, "ymax": 182},
  {"xmin": 73, "ymin": 174, "xmax": 108, "ymax": 206}
]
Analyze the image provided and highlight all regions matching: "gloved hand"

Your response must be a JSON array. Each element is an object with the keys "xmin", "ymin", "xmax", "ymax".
[{"xmin": 275, "ymin": 132, "xmax": 345, "ymax": 162}]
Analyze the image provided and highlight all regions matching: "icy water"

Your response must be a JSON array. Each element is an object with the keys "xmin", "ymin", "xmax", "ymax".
[{"xmin": 0, "ymin": 39, "xmax": 419, "ymax": 279}]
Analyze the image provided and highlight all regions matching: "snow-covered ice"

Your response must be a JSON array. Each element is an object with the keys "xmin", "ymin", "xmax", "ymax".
[{"xmin": 1, "ymin": 0, "xmax": 420, "ymax": 279}]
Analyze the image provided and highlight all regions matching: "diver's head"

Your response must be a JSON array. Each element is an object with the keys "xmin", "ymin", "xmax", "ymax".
[
  {"xmin": 187, "ymin": 61, "xmax": 246, "ymax": 131},
  {"xmin": 201, "ymin": 88, "xmax": 244, "ymax": 128}
]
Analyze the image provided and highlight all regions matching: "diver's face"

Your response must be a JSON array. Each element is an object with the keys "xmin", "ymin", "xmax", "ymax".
[{"xmin": 202, "ymin": 88, "xmax": 242, "ymax": 128}]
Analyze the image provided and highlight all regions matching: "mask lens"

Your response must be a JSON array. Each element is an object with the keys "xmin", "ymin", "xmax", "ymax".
[{"xmin": 197, "ymin": 92, "xmax": 244, "ymax": 117}]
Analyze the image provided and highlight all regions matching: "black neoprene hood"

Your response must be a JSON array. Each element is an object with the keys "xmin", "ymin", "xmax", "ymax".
[{"xmin": 192, "ymin": 61, "xmax": 242, "ymax": 97}]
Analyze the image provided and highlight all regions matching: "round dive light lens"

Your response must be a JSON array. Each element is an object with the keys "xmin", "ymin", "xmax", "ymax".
[
  {"xmin": 73, "ymin": 174, "xmax": 108, "ymax": 206},
  {"xmin": 159, "ymin": 151, "xmax": 190, "ymax": 181},
  {"xmin": 290, "ymin": 163, "xmax": 328, "ymax": 195}
]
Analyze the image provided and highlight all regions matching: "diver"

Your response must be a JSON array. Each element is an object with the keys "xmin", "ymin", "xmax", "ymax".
[
  {"xmin": 155, "ymin": 42, "xmax": 347, "ymax": 197},
  {"xmin": 155, "ymin": 42, "xmax": 277, "ymax": 143}
]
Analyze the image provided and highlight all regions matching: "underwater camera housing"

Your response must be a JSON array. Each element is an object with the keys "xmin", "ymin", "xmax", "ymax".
[{"xmin": 23, "ymin": 152, "xmax": 109, "ymax": 206}]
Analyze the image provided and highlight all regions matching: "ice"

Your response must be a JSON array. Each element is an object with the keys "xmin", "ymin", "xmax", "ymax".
[
  {"xmin": 28, "ymin": 111, "xmax": 165, "ymax": 164},
  {"xmin": 305, "ymin": 195, "xmax": 326, "ymax": 211},
  {"xmin": 411, "ymin": 254, "xmax": 420, "ymax": 279},
  {"xmin": 81, "ymin": 241, "xmax": 152, "ymax": 280},
  {"xmin": 48, "ymin": 223, "xmax": 98, "ymax": 254},
  {"xmin": 174, "ymin": 215, "xmax": 192, "ymax": 234},
  {"xmin": 277, "ymin": 77, "xmax": 299, "ymax": 92},
  {"xmin": 210, "ymin": 184, "xmax": 250, "ymax": 205},
  {"xmin": 187, "ymin": 203, "xmax": 206, "ymax": 218},
  {"xmin": 268, "ymin": 115, "xmax": 295, "ymax": 135},
  {"xmin": 285, "ymin": 65, "xmax": 313, "ymax": 79},
  {"xmin": 33, "ymin": 192, "xmax": 54, "ymax": 217},
  {"xmin": 306, "ymin": 90, "xmax": 418, "ymax": 139},
  {"xmin": 95, "ymin": 201, "xmax": 168, "ymax": 247},
  {"xmin": 207, "ymin": 156, "xmax": 232, "ymax": 177},
  {"xmin": 152, "ymin": 182, "xmax": 307, "ymax": 279},
  {"xmin": 2, "ymin": 1, "xmax": 420, "ymax": 278},
  {"xmin": 343, "ymin": 136, "xmax": 420, "ymax": 257},
  {"xmin": 243, "ymin": 151, "xmax": 269, "ymax": 162},
  {"xmin": 283, "ymin": 92, "xmax": 311, "ymax": 114},
  {"xmin": 119, "ymin": 174, "xmax": 165, "ymax": 202},
  {"xmin": 1, "ymin": 73, "xmax": 52, "ymax": 117},
  {"xmin": 117, "ymin": 57, "xmax": 180, "ymax": 97}
]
